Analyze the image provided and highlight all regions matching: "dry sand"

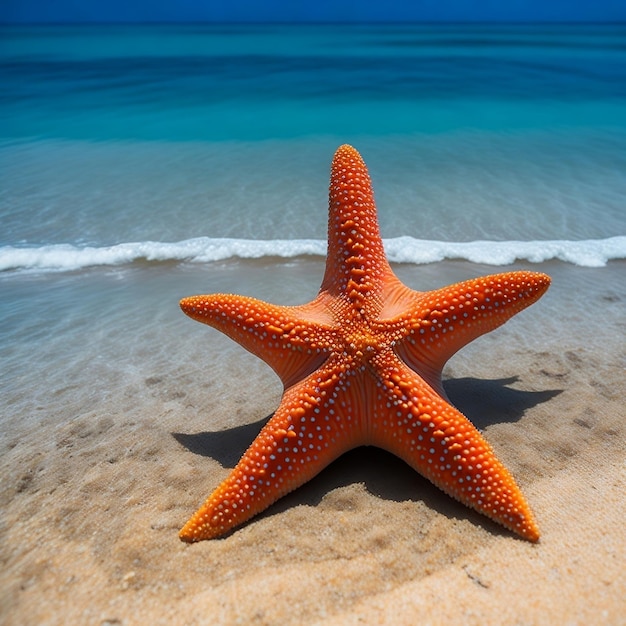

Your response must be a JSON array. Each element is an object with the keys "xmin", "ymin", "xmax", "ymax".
[{"xmin": 1, "ymin": 262, "xmax": 625, "ymax": 625}]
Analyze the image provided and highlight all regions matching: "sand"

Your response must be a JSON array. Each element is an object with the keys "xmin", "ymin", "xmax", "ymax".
[{"xmin": 1, "ymin": 261, "xmax": 625, "ymax": 625}]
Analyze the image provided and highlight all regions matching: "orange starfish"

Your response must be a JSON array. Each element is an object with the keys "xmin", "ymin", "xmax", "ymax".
[{"xmin": 179, "ymin": 145, "xmax": 550, "ymax": 543}]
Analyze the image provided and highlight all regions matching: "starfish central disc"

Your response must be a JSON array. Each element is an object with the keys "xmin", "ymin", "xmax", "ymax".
[
  {"xmin": 341, "ymin": 324, "xmax": 389, "ymax": 361},
  {"xmin": 177, "ymin": 144, "xmax": 550, "ymax": 543}
]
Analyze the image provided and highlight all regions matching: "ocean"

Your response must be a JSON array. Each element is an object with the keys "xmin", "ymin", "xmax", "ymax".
[{"xmin": 1, "ymin": 23, "xmax": 625, "ymax": 438}]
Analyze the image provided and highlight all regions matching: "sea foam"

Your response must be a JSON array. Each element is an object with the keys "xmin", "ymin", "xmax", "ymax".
[{"xmin": 1, "ymin": 236, "xmax": 624, "ymax": 273}]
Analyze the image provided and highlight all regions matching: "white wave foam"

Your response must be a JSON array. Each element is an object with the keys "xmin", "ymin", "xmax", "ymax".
[
  {"xmin": 383, "ymin": 236, "xmax": 626, "ymax": 267},
  {"xmin": 1, "ymin": 236, "xmax": 624, "ymax": 273}
]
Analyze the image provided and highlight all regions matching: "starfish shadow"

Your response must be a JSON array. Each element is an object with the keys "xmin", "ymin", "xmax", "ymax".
[
  {"xmin": 443, "ymin": 375, "xmax": 561, "ymax": 430},
  {"xmin": 173, "ymin": 419, "xmax": 268, "ymax": 468},
  {"xmin": 172, "ymin": 376, "xmax": 561, "ymax": 538}
]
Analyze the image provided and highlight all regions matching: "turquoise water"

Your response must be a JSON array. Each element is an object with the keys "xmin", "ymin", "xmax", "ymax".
[
  {"xmin": 2, "ymin": 24, "xmax": 626, "ymax": 142},
  {"xmin": 1, "ymin": 24, "xmax": 625, "ymax": 432},
  {"xmin": 1, "ymin": 23, "xmax": 625, "ymax": 255}
]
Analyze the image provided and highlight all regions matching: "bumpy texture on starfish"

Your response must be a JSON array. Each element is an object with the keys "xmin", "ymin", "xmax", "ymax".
[{"xmin": 179, "ymin": 145, "xmax": 550, "ymax": 543}]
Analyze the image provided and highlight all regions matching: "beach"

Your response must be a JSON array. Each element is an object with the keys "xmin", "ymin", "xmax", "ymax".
[
  {"xmin": 1, "ymin": 259, "xmax": 625, "ymax": 625},
  {"xmin": 1, "ymin": 22, "xmax": 625, "ymax": 625}
]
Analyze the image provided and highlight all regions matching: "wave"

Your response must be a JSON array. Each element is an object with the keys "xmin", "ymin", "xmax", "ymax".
[{"xmin": 1, "ymin": 236, "xmax": 624, "ymax": 273}]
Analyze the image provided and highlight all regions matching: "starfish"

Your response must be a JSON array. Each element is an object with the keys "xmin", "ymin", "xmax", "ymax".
[{"xmin": 178, "ymin": 145, "xmax": 550, "ymax": 543}]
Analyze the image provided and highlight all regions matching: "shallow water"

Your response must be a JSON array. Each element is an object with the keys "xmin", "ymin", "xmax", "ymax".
[{"xmin": 2, "ymin": 258, "xmax": 624, "ymax": 438}]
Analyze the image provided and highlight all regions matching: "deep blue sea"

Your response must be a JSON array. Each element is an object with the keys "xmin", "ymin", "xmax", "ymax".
[{"xmin": 1, "ymin": 24, "xmax": 625, "ymax": 433}]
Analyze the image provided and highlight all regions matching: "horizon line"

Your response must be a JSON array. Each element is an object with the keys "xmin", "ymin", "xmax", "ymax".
[{"xmin": 1, "ymin": 19, "xmax": 625, "ymax": 27}]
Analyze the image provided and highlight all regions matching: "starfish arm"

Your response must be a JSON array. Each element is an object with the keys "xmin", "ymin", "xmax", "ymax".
[
  {"xmin": 321, "ymin": 144, "xmax": 395, "ymax": 310},
  {"xmin": 179, "ymin": 360, "xmax": 363, "ymax": 541},
  {"xmin": 392, "ymin": 271, "xmax": 551, "ymax": 385},
  {"xmin": 370, "ymin": 353, "xmax": 540, "ymax": 541},
  {"xmin": 180, "ymin": 294, "xmax": 336, "ymax": 388}
]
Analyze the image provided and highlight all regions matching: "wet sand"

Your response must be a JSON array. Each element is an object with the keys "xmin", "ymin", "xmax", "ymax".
[{"xmin": 1, "ymin": 261, "xmax": 625, "ymax": 625}]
